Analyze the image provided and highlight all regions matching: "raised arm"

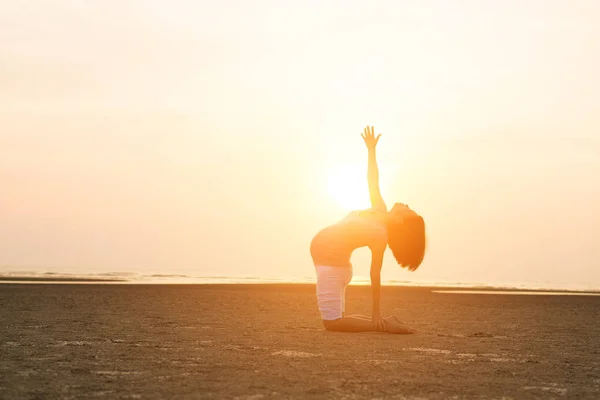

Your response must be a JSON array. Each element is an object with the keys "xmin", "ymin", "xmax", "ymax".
[{"xmin": 362, "ymin": 126, "xmax": 387, "ymax": 211}]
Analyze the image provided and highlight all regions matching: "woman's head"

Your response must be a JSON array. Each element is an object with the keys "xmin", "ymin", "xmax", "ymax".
[{"xmin": 386, "ymin": 203, "xmax": 426, "ymax": 271}]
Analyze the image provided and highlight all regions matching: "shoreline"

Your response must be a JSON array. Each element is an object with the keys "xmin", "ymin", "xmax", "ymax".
[
  {"xmin": 1, "ymin": 279, "xmax": 600, "ymax": 295},
  {"xmin": 0, "ymin": 276, "xmax": 127, "ymax": 283}
]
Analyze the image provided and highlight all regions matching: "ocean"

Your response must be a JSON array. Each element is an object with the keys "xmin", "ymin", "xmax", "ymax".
[{"xmin": 1, "ymin": 270, "xmax": 599, "ymax": 293}]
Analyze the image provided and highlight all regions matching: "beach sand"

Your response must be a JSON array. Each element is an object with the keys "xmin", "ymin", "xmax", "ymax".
[{"xmin": 1, "ymin": 284, "xmax": 599, "ymax": 399}]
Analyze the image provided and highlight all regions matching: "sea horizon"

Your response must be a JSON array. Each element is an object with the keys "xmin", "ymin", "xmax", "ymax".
[{"xmin": 1, "ymin": 270, "xmax": 599, "ymax": 293}]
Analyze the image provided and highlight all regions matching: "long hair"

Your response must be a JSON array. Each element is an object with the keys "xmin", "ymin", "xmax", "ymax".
[{"xmin": 387, "ymin": 209, "xmax": 426, "ymax": 271}]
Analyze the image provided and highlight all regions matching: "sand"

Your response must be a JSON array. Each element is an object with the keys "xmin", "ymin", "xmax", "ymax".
[{"xmin": 1, "ymin": 283, "xmax": 599, "ymax": 399}]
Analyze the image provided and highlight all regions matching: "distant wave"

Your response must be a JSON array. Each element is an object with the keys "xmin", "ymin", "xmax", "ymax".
[{"xmin": 0, "ymin": 271, "xmax": 598, "ymax": 293}]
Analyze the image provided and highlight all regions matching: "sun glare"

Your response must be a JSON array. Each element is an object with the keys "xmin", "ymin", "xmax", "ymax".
[{"xmin": 326, "ymin": 165, "xmax": 371, "ymax": 211}]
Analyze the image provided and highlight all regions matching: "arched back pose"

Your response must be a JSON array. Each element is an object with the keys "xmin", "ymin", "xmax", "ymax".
[{"xmin": 310, "ymin": 126, "xmax": 426, "ymax": 333}]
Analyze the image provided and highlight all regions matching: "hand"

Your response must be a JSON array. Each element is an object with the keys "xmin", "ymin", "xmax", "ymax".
[
  {"xmin": 361, "ymin": 126, "xmax": 381, "ymax": 150},
  {"xmin": 372, "ymin": 313, "xmax": 384, "ymax": 331}
]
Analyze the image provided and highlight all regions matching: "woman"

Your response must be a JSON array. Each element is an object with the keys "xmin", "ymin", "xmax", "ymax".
[{"xmin": 310, "ymin": 126, "xmax": 426, "ymax": 333}]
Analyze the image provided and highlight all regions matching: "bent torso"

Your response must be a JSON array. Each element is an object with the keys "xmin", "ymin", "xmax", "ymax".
[{"xmin": 310, "ymin": 210, "xmax": 388, "ymax": 268}]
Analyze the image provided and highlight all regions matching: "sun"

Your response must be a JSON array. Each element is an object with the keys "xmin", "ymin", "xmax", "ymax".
[{"xmin": 326, "ymin": 165, "xmax": 371, "ymax": 211}]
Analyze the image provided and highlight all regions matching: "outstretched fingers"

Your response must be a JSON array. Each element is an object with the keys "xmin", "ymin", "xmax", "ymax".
[{"xmin": 361, "ymin": 126, "xmax": 382, "ymax": 148}]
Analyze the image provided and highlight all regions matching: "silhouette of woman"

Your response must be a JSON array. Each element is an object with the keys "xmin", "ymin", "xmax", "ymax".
[{"xmin": 310, "ymin": 126, "xmax": 426, "ymax": 333}]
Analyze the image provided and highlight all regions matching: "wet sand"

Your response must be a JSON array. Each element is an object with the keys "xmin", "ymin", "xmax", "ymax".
[{"xmin": 1, "ymin": 283, "xmax": 599, "ymax": 399}]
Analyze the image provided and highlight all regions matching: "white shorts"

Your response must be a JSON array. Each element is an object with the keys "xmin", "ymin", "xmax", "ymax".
[{"xmin": 314, "ymin": 265, "xmax": 353, "ymax": 320}]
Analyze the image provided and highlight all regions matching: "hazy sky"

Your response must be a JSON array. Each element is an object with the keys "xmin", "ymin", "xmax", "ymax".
[{"xmin": 1, "ymin": 1, "xmax": 599, "ymax": 287}]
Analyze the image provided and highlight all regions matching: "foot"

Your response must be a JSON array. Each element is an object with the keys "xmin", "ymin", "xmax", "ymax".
[{"xmin": 383, "ymin": 316, "xmax": 416, "ymax": 334}]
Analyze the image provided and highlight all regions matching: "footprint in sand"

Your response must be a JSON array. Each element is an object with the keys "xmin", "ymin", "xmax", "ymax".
[
  {"xmin": 234, "ymin": 395, "xmax": 265, "ymax": 400},
  {"xmin": 53, "ymin": 341, "xmax": 92, "ymax": 347},
  {"xmin": 522, "ymin": 384, "xmax": 567, "ymax": 396},
  {"xmin": 356, "ymin": 359, "xmax": 402, "ymax": 365},
  {"xmin": 94, "ymin": 371, "xmax": 144, "ymax": 376},
  {"xmin": 437, "ymin": 333, "xmax": 467, "ymax": 338},
  {"xmin": 404, "ymin": 347, "xmax": 452, "ymax": 355},
  {"xmin": 272, "ymin": 350, "xmax": 321, "ymax": 358},
  {"xmin": 469, "ymin": 332, "xmax": 494, "ymax": 338}
]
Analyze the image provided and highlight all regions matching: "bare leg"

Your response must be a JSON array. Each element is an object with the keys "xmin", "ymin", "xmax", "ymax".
[
  {"xmin": 347, "ymin": 315, "xmax": 414, "ymax": 331},
  {"xmin": 345, "ymin": 314, "xmax": 371, "ymax": 320},
  {"xmin": 323, "ymin": 315, "xmax": 415, "ymax": 334},
  {"xmin": 323, "ymin": 316, "xmax": 380, "ymax": 332}
]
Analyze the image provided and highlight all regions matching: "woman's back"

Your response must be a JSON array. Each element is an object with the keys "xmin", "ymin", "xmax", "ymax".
[{"xmin": 310, "ymin": 211, "xmax": 387, "ymax": 268}]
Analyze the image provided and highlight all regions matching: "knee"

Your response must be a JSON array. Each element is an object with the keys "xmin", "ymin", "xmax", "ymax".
[{"xmin": 322, "ymin": 319, "xmax": 341, "ymax": 332}]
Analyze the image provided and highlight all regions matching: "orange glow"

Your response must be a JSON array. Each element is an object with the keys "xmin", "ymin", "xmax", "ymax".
[
  {"xmin": 1, "ymin": 1, "xmax": 600, "ymax": 289},
  {"xmin": 326, "ymin": 165, "xmax": 370, "ymax": 211}
]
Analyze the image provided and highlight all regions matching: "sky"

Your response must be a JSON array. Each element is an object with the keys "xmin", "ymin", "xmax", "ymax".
[{"xmin": 1, "ymin": 1, "xmax": 599, "ymax": 288}]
